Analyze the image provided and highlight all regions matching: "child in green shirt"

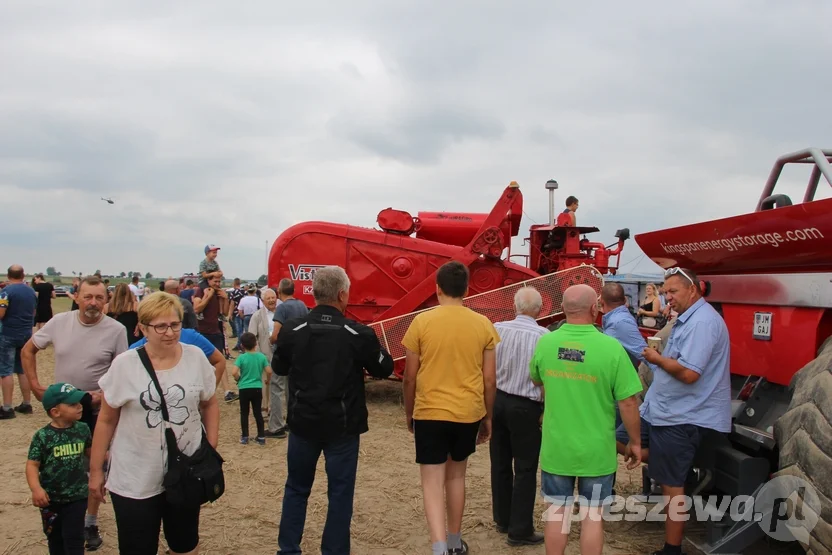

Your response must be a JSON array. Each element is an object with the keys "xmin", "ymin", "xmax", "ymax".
[
  {"xmin": 231, "ymin": 332, "xmax": 272, "ymax": 445},
  {"xmin": 26, "ymin": 383, "xmax": 92, "ymax": 555}
]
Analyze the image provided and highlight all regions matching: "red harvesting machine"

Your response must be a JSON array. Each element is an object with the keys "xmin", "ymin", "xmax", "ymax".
[
  {"xmin": 633, "ymin": 148, "xmax": 832, "ymax": 554},
  {"xmin": 268, "ymin": 180, "xmax": 630, "ymax": 373}
]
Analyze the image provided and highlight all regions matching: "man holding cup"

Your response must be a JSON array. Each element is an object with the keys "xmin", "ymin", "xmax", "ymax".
[{"xmin": 634, "ymin": 267, "xmax": 731, "ymax": 555}]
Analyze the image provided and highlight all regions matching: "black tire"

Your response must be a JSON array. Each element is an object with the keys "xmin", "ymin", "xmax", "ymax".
[{"xmin": 774, "ymin": 336, "xmax": 832, "ymax": 554}]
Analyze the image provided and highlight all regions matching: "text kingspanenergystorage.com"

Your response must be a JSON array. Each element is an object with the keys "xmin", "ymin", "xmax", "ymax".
[{"xmin": 661, "ymin": 227, "xmax": 824, "ymax": 255}]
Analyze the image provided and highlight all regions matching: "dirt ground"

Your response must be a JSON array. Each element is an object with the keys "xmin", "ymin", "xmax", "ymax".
[{"xmin": 0, "ymin": 300, "xmax": 803, "ymax": 554}]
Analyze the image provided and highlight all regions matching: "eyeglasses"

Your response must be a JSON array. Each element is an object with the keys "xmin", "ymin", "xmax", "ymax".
[
  {"xmin": 146, "ymin": 322, "xmax": 183, "ymax": 334},
  {"xmin": 664, "ymin": 267, "xmax": 694, "ymax": 284}
]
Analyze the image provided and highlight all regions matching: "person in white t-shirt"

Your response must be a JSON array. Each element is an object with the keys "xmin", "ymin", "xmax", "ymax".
[
  {"xmin": 127, "ymin": 276, "xmax": 145, "ymax": 302},
  {"xmin": 89, "ymin": 292, "xmax": 219, "ymax": 555},
  {"xmin": 236, "ymin": 284, "xmax": 262, "ymax": 339}
]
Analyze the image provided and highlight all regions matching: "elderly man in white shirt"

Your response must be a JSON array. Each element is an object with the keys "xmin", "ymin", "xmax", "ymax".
[
  {"xmin": 489, "ymin": 286, "xmax": 547, "ymax": 547},
  {"xmin": 249, "ymin": 288, "xmax": 278, "ymax": 416}
]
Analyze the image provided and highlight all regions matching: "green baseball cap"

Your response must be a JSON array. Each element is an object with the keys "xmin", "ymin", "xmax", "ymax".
[{"xmin": 42, "ymin": 383, "xmax": 87, "ymax": 412}]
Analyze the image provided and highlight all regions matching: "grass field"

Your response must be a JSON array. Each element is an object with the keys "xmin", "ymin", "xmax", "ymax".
[{"xmin": 0, "ymin": 300, "xmax": 803, "ymax": 554}]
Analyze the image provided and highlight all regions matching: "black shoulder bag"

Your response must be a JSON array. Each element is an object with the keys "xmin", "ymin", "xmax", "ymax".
[{"xmin": 136, "ymin": 347, "xmax": 225, "ymax": 506}]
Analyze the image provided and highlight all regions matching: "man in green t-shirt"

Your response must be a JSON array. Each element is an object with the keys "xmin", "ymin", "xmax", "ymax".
[{"xmin": 530, "ymin": 284, "xmax": 643, "ymax": 555}]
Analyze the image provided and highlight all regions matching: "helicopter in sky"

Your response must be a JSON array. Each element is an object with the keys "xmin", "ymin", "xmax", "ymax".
[{"xmin": 101, "ymin": 197, "xmax": 115, "ymax": 205}]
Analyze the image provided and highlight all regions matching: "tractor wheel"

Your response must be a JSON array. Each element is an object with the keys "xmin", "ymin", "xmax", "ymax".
[{"xmin": 774, "ymin": 336, "xmax": 832, "ymax": 554}]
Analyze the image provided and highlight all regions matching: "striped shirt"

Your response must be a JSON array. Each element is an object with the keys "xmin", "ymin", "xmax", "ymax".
[{"xmin": 494, "ymin": 315, "xmax": 548, "ymax": 402}]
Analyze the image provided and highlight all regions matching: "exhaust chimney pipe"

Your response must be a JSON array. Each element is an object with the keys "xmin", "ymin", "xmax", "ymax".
[{"xmin": 545, "ymin": 179, "xmax": 559, "ymax": 225}]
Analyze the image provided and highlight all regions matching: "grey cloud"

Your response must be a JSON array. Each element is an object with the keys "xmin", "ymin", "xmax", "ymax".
[
  {"xmin": 329, "ymin": 106, "xmax": 505, "ymax": 164},
  {"xmin": 528, "ymin": 125, "xmax": 564, "ymax": 147},
  {"xmin": 1, "ymin": 0, "xmax": 830, "ymax": 280},
  {"xmin": 0, "ymin": 111, "xmax": 266, "ymax": 200}
]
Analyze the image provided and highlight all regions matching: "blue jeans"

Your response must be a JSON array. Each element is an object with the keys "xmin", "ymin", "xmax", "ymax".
[
  {"xmin": 233, "ymin": 315, "xmax": 244, "ymax": 347},
  {"xmin": 541, "ymin": 471, "xmax": 615, "ymax": 507},
  {"xmin": 277, "ymin": 434, "xmax": 360, "ymax": 555},
  {"xmin": 0, "ymin": 334, "xmax": 27, "ymax": 377}
]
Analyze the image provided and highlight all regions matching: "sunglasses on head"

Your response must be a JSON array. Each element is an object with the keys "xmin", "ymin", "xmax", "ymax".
[{"xmin": 664, "ymin": 267, "xmax": 694, "ymax": 284}]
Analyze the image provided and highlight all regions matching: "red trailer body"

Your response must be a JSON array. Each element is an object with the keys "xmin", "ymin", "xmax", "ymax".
[{"xmin": 635, "ymin": 181, "xmax": 832, "ymax": 387}]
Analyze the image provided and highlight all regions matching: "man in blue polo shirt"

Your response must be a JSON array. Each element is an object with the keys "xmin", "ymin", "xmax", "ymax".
[
  {"xmin": 601, "ymin": 283, "xmax": 647, "ymax": 369},
  {"xmin": 639, "ymin": 267, "xmax": 731, "ymax": 555},
  {"xmin": 601, "ymin": 282, "xmax": 651, "ymax": 453},
  {"xmin": 0, "ymin": 264, "xmax": 36, "ymax": 419}
]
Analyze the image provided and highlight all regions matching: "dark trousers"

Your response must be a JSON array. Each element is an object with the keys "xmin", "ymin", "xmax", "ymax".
[
  {"xmin": 278, "ymin": 433, "xmax": 360, "ymax": 555},
  {"xmin": 110, "ymin": 492, "xmax": 200, "ymax": 555},
  {"xmin": 41, "ymin": 498, "xmax": 87, "ymax": 555},
  {"xmin": 239, "ymin": 388, "xmax": 264, "ymax": 438},
  {"xmin": 489, "ymin": 390, "xmax": 543, "ymax": 538}
]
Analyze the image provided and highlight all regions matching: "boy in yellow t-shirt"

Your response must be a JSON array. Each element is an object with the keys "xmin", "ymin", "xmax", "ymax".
[{"xmin": 402, "ymin": 261, "xmax": 500, "ymax": 555}]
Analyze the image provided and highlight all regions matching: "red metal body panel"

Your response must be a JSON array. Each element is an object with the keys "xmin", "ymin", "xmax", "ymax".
[
  {"xmin": 415, "ymin": 212, "xmax": 488, "ymax": 247},
  {"xmin": 635, "ymin": 198, "xmax": 832, "ymax": 276},
  {"xmin": 721, "ymin": 305, "xmax": 826, "ymax": 386}
]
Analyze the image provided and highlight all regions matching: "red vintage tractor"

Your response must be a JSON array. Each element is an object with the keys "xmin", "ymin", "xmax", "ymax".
[
  {"xmin": 633, "ymin": 148, "xmax": 832, "ymax": 554},
  {"xmin": 268, "ymin": 179, "xmax": 629, "ymax": 376}
]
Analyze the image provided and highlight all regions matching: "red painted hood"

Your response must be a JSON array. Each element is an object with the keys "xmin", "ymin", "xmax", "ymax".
[{"xmin": 634, "ymin": 198, "xmax": 832, "ymax": 275}]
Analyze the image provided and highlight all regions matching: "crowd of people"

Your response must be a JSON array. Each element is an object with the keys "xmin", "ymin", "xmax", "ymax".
[{"xmin": 0, "ymin": 244, "xmax": 731, "ymax": 555}]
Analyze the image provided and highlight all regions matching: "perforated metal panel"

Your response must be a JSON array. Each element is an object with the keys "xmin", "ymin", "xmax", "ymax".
[{"xmin": 370, "ymin": 265, "xmax": 605, "ymax": 360}]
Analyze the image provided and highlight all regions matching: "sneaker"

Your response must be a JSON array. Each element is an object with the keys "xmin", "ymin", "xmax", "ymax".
[
  {"xmin": 449, "ymin": 540, "xmax": 468, "ymax": 554},
  {"xmin": 0, "ymin": 408, "xmax": 15, "ymax": 420},
  {"xmin": 224, "ymin": 392, "xmax": 239, "ymax": 403},
  {"xmin": 240, "ymin": 436, "xmax": 249, "ymax": 445},
  {"xmin": 13, "ymin": 403, "xmax": 33, "ymax": 414},
  {"xmin": 84, "ymin": 525, "xmax": 103, "ymax": 551},
  {"xmin": 255, "ymin": 437, "xmax": 266, "ymax": 446}
]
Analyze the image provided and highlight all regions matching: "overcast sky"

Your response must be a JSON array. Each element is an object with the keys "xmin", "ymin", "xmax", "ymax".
[{"xmin": 1, "ymin": 1, "xmax": 831, "ymax": 280}]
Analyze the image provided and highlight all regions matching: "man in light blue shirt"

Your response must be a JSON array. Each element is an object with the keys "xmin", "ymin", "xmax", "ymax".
[
  {"xmin": 600, "ymin": 283, "xmax": 647, "ymax": 368},
  {"xmin": 131, "ymin": 328, "xmax": 227, "ymax": 387},
  {"xmin": 639, "ymin": 267, "xmax": 731, "ymax": 555}
]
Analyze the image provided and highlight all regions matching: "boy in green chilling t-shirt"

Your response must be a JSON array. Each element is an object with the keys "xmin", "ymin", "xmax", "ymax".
[
  {"xmin": 25, "ymin": 383, "xmax": 92, "ymax": 555},
  {"xmin": 231, "ymin": 332, "xmax": 272, "ymax": 445}
]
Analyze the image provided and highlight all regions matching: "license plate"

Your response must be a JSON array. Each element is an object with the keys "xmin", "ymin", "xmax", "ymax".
[{"xmin": 753, "ymin": 312, "xmax": 772, "ymax": 340}]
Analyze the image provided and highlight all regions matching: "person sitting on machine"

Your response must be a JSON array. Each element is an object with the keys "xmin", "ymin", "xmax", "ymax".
[{"xmin": 556, "ymin": 196, "xmax": 579, "ymax": 227}]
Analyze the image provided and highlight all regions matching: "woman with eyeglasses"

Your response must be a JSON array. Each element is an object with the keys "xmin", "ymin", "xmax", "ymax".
[{"xmin": 88, "ymin": 292, "xmax": 219, "ymax": 555}]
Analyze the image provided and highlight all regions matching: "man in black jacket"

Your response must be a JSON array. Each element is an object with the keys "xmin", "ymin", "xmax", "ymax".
[{"xmin": 274, "ymin": 265, "xmax": 393, "ymax": 555}]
